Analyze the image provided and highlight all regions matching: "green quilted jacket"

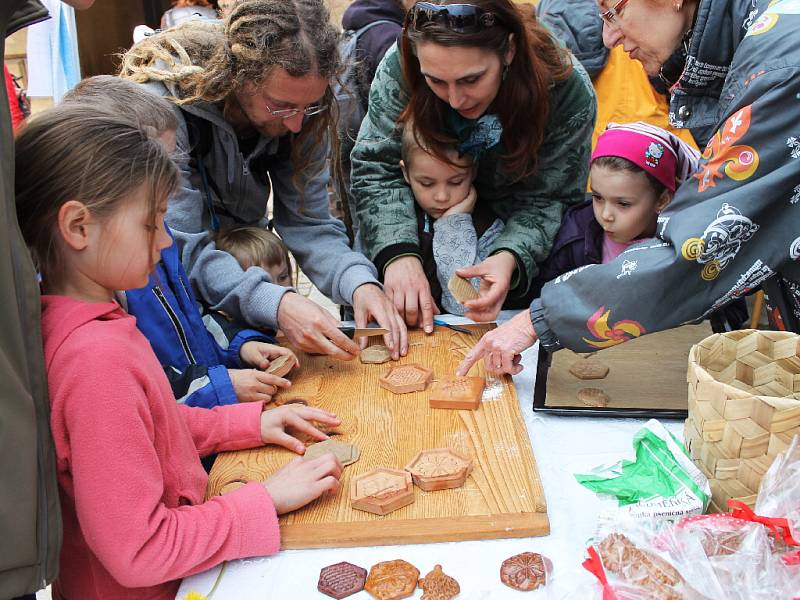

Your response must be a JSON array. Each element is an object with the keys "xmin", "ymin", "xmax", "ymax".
[{"xmin": 350, "ymin": 43, "xmax": 596, "ymax": 297}]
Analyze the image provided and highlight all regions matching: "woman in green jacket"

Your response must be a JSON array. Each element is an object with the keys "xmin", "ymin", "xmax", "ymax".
[{"xmin": 350, "ymin": 0, "xmax": 596, "ymax": 332}]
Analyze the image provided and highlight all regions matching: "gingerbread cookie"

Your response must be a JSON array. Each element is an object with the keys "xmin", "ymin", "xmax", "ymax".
[
  {"xmin": 364, "ymin": 559, "xmax": 420, "ymax": 600},
  {"xmin": 568, "ymin": 359, "xmax": 609, "ymax": 380},
  {"xmin": 266, "ymin": 353, "xmax": 295, "ymax": 378},
  {"xmin": 500, "ymin": 552, "xmax": 550, "ymax": 592},
  {"xmin": 361, "ymin": 344, "xmax": 392, "ymax": 364},
  {"xmin": 318, "ymin": 561, "xmax": 368, "ymax": 599},
  {"xmin": 379, "ymin": 363, "xmax": 433, "ymax": 394},
  {"xmin": 418, "ymin": 564, "xmax": 459, "ymax": 600},
  {"xmin": 304, "ymin": 439, "xmax": 360, "ymax": 466},
  {"xmin": 447, "ymin": 274, "xmax": 479, "ymax": 304},
  {"xmin": 596, "ymin": 533, "xmax": 684, "ymax": 599},
  {"xmin": 577, "ymin": 387, "xmax": 610, "ymax": 407}
]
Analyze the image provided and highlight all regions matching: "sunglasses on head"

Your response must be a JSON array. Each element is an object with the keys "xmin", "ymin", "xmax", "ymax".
[{"xmin": 406, "ymin": 2, "xmax": 498, "ymax": 34}]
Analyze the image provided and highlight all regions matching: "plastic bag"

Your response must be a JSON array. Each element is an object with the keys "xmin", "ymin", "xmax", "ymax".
[
  {"xmin": 755, "ymin": 434, "xmax": 800, "ymax": 542},
  {"xmin": 655, "ymin": 513, "xmax": 799, "ymax": 599},
  {"xmin": 575, "ymin": 420, "xmax": 710, "ymax": 521},
  {"xmin": 584, "ymin": 512, "xmax": 800, "ymax": 599},
  {"xmin": 584, "ymin": 517, "xmax": 705, "ymax": 600}
]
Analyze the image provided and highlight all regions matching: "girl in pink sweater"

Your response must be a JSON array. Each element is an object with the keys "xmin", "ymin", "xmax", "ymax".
[{"xmin": 14, "ymin": 104, "xmax": 343, "ymax": 600}]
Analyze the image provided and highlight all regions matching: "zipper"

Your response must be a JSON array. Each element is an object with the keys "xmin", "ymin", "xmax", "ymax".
[
  {"xmin": 36, "ymin": 429, "xmax": 48, "ymax": 589},
  {"xmin": 152, "ymin": 286, "xmax": 197, "ymax": 364}
]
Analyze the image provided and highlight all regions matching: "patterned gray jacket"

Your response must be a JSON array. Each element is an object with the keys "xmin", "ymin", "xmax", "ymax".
[{"xmin": 532, "ymin": 0, "xmax": 800, "ymax": 352}]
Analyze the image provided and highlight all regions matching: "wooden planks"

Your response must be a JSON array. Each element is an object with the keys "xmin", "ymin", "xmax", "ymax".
[{"xmin": 206, "ymin": 325, "xmax": 549, "ymax": 549}]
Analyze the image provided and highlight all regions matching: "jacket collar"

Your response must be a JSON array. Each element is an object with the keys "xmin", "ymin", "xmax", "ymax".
[{"xmin": 668, "ymin": 0, "xmax": 756, "ymax": 137}]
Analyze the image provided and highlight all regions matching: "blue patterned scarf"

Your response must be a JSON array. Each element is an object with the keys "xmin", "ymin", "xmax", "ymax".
[{"xmin": 447, "ymin": 111, "xmax": 503, "ymax": 161}]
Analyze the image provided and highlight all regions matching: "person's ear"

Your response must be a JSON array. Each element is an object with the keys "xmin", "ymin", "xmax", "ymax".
[
  {"xmin": 503, "ymin": 33, "xmax": 516, "ymax": 66},
  {"xmin": 655, "ymin": 189, "xmax": 673, "ymax": 213},
  {"xmin": 57, "ymin": 200, "xmax": 93, "ymax": 251},
  {"xmin": 400, "ymin": 159, "xmax": 410, "ymax": 184}
]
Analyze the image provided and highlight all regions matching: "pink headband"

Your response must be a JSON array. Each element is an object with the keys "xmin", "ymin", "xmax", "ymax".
[{"xmin": 591, "ymin": 122, "xmax": 700, "ymax": 192}]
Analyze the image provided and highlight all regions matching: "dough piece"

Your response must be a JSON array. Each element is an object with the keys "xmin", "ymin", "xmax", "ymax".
[
  {"xmin": 318, "ymin": 561, "xmax": 368, "ymax": 599},
  {"xmin": 360, "ymin": 345, "xmax": 392, "ymax": 364},
  {"xmin": 405, "ymin": 448, "xmax": 473, "ymax": 492},
  {"xmin": 364, "ymin": 559, "xmax": 420, "ymax": 600},
  {"xmin": 303, "ymin": 439, "xmax": 360, "ymax": 466},
  {"xmin": 500, "ymin": 552, "xmax": 550, "ymax": 591},
  {"xmin": 429, "ymin": 376, "xmax": 485, "ymax": 410},
  {"xmin": 578, "ymin": 387, "xmax": 610, "ymax": 407},
  {"xmin": 266, "ymin": 353, "xmax": 295, "ymax": 378},
  {"xmin": 447, "ymin": 274, "xmax": 479, "ymax": 304},
  {"xmin": 569, "ymin": 359, "xmax": 610, "ymax": 380},
  {"xmin": 379, "ymin": 363, "xmax": 434, "ymax": 394},
  {"xmin": 596, "ymin": 533, "xmax": 684, "ymax": 600},
  {"xmin": 418, "ymin": 564, "xmax": 460, "ymax": 600}
]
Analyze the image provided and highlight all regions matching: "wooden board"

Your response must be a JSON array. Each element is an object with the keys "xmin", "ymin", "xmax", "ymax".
[
  {"xmin": 536, "ymin": 322, "xmax": 714, "ymax": 414},
  {"xmin": 207, "ymin": 325, "xmax": 549, "ymax": 549}
]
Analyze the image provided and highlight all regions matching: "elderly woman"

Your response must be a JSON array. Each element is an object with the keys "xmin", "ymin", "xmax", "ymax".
[{"xmin": 458, "ymin": 0, "xmax": 800, "ymax": 376}]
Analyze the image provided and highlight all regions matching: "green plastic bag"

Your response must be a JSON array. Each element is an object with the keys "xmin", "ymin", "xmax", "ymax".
[{"xmin": 576, "ymin": 419, "xmax": 710, "ymax": 518}]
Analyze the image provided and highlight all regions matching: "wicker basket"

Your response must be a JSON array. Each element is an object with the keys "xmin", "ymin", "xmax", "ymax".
[{"xmin": 685, "ymin": 329, "xmax": 800, "ymax": 512}]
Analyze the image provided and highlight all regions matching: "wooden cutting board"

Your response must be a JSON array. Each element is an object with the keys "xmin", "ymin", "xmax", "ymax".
[{"xmin": 206, "ymin": 324, "xmax": 549, "ymax": 549}]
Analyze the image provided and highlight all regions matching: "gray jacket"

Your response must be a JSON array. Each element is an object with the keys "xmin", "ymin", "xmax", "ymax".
[
  {"xmin": 532, "ymin": 0, "xmax": 800, "ymax": 352},
  {"xmin": 536, "ymin": 0, "xmax": 609, "ymax": 78},
  {"xmin": 143, "ymin": 80, "xmax": 379, "ymax": 329},
  {"xmin": 2, "ymin": 1, "xmax": 62, "ymax": 597}
]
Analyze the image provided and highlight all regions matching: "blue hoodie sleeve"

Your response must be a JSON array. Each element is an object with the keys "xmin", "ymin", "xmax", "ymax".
[
  {"xmin": 201, "ymin": 311, "xmax": 275, "ymax": 368},
  {"xmin": 162, "ymin": 364, "xmax": 238, "ymax": 408}
]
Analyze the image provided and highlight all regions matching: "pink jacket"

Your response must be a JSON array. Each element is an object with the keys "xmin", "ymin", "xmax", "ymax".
[{"xmin": 41, "ymin": 296, "xmax": 280, "ymax": 600}]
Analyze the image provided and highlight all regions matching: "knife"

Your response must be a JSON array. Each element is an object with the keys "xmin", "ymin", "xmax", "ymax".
[
  {"xmin": 432, "ymin": 319, "xmax": 473, "ymax": 334},
  {"xmin": 339, "ymin": 326, "xmax": 390, "ymax": 339}
]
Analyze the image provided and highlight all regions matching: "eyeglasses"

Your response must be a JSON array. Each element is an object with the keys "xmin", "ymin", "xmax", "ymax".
[
  {"xmin": 406, "ymin": 2, "xmax": 498, "ymax": 34},
  {"xmin": 599, "ymin": 0, "xmax": 629, "ymax": 29},
  {"xmin": 264, "ymin": 100, "xmax": 328, "ymax": 120}
]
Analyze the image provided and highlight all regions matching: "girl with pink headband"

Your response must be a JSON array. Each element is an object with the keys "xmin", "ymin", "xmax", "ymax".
[{"xmin": 529, "ymin": 121, "xmax": 701, "ymax": 295}]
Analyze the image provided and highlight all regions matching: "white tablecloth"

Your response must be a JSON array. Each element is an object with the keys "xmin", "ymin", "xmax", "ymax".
[{"xmin": 176, "ymin": 314, "xmax": 684, "ymax": 599}]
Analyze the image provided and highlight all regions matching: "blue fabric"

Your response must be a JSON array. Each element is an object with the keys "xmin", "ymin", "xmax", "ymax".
[
  {"xmin": 125, "ymin": 227, "xmax": 273, "ymax": 408},
  {"xmin": 56, "ymin": 4, "xmax": 79, "ymax": 90},
  {"xmin": 447, "ymin": 111, "xmax": 503, "ymax": 161}
]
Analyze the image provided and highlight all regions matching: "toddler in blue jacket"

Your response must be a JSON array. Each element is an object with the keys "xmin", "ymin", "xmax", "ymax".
[{"xmin": 62, "ymin": 76, "xmax": 298, "ymax": 408}]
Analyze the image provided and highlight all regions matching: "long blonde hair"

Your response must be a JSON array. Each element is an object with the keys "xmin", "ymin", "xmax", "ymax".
[
  {"xmin": 119, "ymin": 0, "xmax": 344, "ymax": 190},
  {"xmin": 15, "ymin": 105, "xmax": 179, "ymax": 286}
]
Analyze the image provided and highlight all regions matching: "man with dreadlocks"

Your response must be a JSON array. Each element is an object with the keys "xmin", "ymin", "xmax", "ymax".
[{"xmin": 120, "ymin": 0, "xmax": 408, "ymax": 361}]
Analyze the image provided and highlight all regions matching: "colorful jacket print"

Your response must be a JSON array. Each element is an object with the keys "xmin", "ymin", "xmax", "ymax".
[
  {"xmin": 350, "ymin": 43, "xmax": 597, "ymax": 298},
  {"xmin": 531, "ymin": 0, "xmax": 800, "ymax": 352}
]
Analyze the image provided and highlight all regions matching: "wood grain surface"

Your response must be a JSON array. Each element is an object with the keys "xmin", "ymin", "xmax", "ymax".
[{"xmin": 206, "ymin": 325, "xmax": 549, "ymax": 549}]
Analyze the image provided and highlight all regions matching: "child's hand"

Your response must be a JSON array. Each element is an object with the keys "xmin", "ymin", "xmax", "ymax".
[
  {"xmin": 442, "ymin": 185, "xmax": 477, "ymax": 217},
  {"xmin": 259, "ymin": 405, "xmax": 340, "ymax": 453},
  {"xmin": 240, "ymin": 341, "xmax": 299, "ymax": 372},
  {"xmin": 263, "ymin": 454, "xmax": 342, "ymax": 514},
  {"xmin": 228, "ymin": 368, "xmax": 290, "ymax": 403}
]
